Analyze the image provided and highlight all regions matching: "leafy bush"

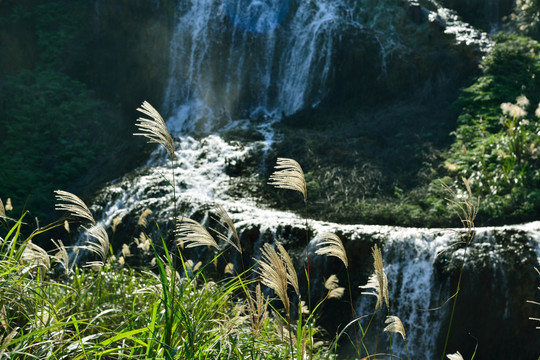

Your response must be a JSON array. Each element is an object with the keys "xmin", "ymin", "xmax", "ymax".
[{"xmin": 437, "ymin": 34, "xmax": 540, "ymax": 223}]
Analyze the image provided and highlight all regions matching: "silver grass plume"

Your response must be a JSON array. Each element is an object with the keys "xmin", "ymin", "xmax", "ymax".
[
  {"xmin": 84, "ymin": 224, "xmax": 110, "ymax": 267},
  {"xmin": 268, "ymin": 157, "xmax": 307, "ymax": 202},
  {"xmin": 21, "ymin": 241, "xmax": 50, "ymax": 271},
  {"xmin": 325, "ymin": 274, "xmax": 345, "ymax": 300},
  {"xmin": 5, "ymin": 198, "xmax": 12, "ymax": 212},
  {"xmin": 446, "ymin": 351, "xmax": 464, "ymax": 360},
  {"xmin": 135, "ymin": 101, "xmax": 175, "ymax": 159},
  {"xmin": 257, "ymin": 243, "xmax": 291, "ymax": 315},
  {"xmin": 212, "ymin": 204, "xmax": 242, "ymax": 254},
  {"xmin": 51, "ymin": 239, "xmax": 75, "ymax": 275},
  {"xmin": 315, "ymin": 232, "xmax": 348, "ymax": 268},
  {"xmin": 277, "ymin": 243, "xmax": 300, "ymax": 297},
  {"xmin": 54, "ymin": 190, "xmax": 95, "ymax": 224},
  {"xmin": 177, "ymin": 218, "xmax": 219, "ymax": 250},
  {"xmin": 137, "ymin": 208, "xmax": 152, "ymax": 228},
  {"xmin": 0, "ymin": 198, "xmax": 4, "ymax": 217},
  {"xmin": 442, "ymin": 177, "xmax": 479, "ymax": 246},
  {"xmin": 384, "ymin": 315, "xmax": 406, "ymax": 341},
  {"xmin": 359, "ymin": 244, "xmax": 389, "ymax": 310}
]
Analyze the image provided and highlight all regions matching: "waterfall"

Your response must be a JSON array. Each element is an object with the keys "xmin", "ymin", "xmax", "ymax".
[
  {"xmin": 80, "ymin": 0, "xmax": 537, "ymax": 358},
  {"xmin": 163, "ymin": 0, "xmax": 341, "ymax": 132}
]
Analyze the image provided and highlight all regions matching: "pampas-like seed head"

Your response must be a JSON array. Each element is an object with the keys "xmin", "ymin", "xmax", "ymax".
[
  {"xmin": 384, "ymin": 315, "xmax": 406, "ymax": 341},
  {"xmin": 359, "ymin": 244, "xmax": 389, "ymax": 310},
  {"xmin": 257, "ymin": 243, "xmax": 291, "ymax": 315},
  {"xmin": 268, "ymin": 158, "xmax": 307, "ymax": 202},
  {"xmin": 212, "ymin": 204, "xmax": 242, "ymax": 254},
  {"xmin": 21, "ymin": 241, "xmax": 50, "ymax": 271},
  {"xmin": 137, "ymin": 208, "xmax": 152, "ymax": 228},
  {"xmin": 51, "ymin": 239, "xmax": 74, "ymax": 275},
  {"xmin": 224, "ymin": 262, "xmax": 235, "ymax": 275},
  {"xmin": 0, "ymin": 198, "xmax": 4, "ymax": 217},
  {"xmin": 54, "ymin": 190, "xmax": 95, "ymax": 224},
  {"xmin": 325, "ymin": 275, "xmax": 345, "ymax": 299},
  {"xmin": 177, "ymin": 218, "xmax": 219, "ymax": 250},
  {"xmin": 446, "ymin": 351, "xmax": 464, "ymax": 360},
  {"xmin": 135, "ymin": 101, "xmax": 175, "ymax": 159},
  {"xmin": 5, "ymin": 198, "xmax": 12, "ymax": 212},
  {"xmin": 84, "ymin": 224, "xmax": 110, "ymax": 265},
  {"xmin": 315, "ymin": 232, "xmax": 348, "ymax": 268},
  {"xmin": 277, "ymin": 243, "xmax": 299, "ymax": 296}
]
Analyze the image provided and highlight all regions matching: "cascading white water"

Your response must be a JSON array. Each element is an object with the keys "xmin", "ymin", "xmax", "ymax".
[{"xmin": 163, "ymin": 0, "xmax": 342, "ymax": 132}]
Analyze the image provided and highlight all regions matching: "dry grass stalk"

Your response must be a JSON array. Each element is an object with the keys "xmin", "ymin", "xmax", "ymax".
[
  {"xmin": 359, "ymin": 244, "xmax": 389, "ymax": 310},
  {"xmin": 384, "ymin": 315, "xmax": 406, "ymax": 341},
  {"xmin": 446, "ymin": 351, "xmax": 464, "ymax": 360},
  {"xmin": 135, "ymin": 101, "xmax": 175, "ymax": 159},
  {"xmin": 54, "ymin": 190, "xmax": 95, "ymax": 225},
  {"xmin": 177, "ymin": 218, "xmax": 219, "ymax": 250},
  {"xmin": 211, "ymin": 204, "xmax": 242, "ymax": 254},
  {"xmin": 268, "ymin": 157, "xmax": 307, "ymax": 202},
  {"xmin": 257, "ymin": 243, "xmax": 291, "ymax": 315},
  {"xmin": 315, "ymin": 232, "xmax": 348, "ymax": 268}
]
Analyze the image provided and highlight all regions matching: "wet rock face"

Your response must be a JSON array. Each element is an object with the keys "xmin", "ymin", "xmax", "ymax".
[
  {"xmin": 80, "ymin": 0, "xmax": 177, "ymax": 114},
  {"xmin": 439, "ymin": 0, "xmax": 514, "ymax": 31}
]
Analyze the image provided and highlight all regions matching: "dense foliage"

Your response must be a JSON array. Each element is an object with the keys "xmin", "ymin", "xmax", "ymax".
[
  {"xmin": 438, "ymin": 34, "xmax": 540, "ymax": 224},
  {"xmin": 0, "ymin": 1, "xmax": 121, "ymax": 219}
]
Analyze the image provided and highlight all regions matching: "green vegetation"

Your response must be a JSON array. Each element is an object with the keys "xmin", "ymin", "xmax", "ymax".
[
  {"xmin": 0, "ymin": 1, "xmax": 122, "ymax": 219},
  {"xmin": 436, "ymin": 33, "xmax": 540, "ymax": 224}
]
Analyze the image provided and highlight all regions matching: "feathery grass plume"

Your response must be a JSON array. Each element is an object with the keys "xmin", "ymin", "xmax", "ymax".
[
  {"xmin": 51, "ymin": 239, "xmax": 75, "ymax": 275},
  {"xmin": 111, "ymin": 216, "xmax": 121, "ymax": 233},
  {"xmin": 84, "ymin": 224, "xmax": 110, "ymax": 266},
  {"xmin": 446, "ymin": 351, "xmax": 464, "ymax": 360},
  {"xmin": 135, "ymin": 101, "xmax": 175, "ymax": 159},
  {"xmin": 224, "ymin": 262, "xmax": 235, "ymax": 275},
  {"xmin": 257, "ymin": 243, "xmax": 291, "ymax": 315},
  {"xmin": 248, "ymin": 283, "xmax": 269, "ymax": 338},
  {"xmin": 315, "ymin": 232, "xmax": 348, "ymax": 268},
  {"xmin": 535, "ymin": 102, "xmax": 540, "ymax": 118},
  {"xmin": 442, "ymin": 178, "xmax": 479, "ymax": 246},
  {"xmin": 324, "ymin": 274, "xmax": 340, "ymax": 291},
  {"xmin": 137, "ymin": 208, "xmax": 152, "ymax": 228},
  {"xmin": 5, "ymin": 198, "xmax": 12, "ymax": 212},
  {"xmin": 324, "ymin": 274, "xmax": 345, "ymax": 299},
  {"xmin": 0, "ymin": 198, "xmax": 4, "ymax": 217},
  {"xmin": 54, "ymin": 190, "xmax": 95, "ymax": 224},
  {"xmin": 21, "ymin": 241, "xmax": 50, "ymax": 271},
  {"xmin": 63, "ymin": 220, "xmax": 70, "ymax": 233},
  {"xmin": 122, "ymin": 243, "xmax": 131, "ymax": 258},
  {"xmin": 384, "ymin": 315, "xmax": 406, "ymax": 341},
  {"xmin": 268, "ymin": 157, "xmax": 307, "ymax": 202},
  {"xmin": 136, "ymin": 232, "xmax": 151, "ymax": 251},
  {"xmin": 277, "ymin": 243, "xmax": 300, "ymax": 296},
  {"xmin": 211, "ymin": 204, "xmax": 242, "ymax": 254},
  {"xmin": 177, "ymin": 218, "xmax": 219, "ymax": 250},
  {"xmin": 359, "ymin": 244, "xmax": 389, "ymax": 310},
  {"xmin": 501, "ymin": 101, "xmax": 527, "ymax": 118}
]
